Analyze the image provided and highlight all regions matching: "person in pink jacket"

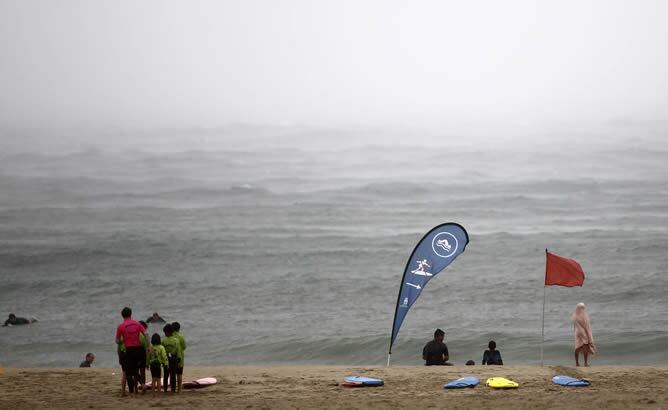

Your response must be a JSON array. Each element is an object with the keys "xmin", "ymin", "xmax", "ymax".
[
  {"xmin": 115, "ymin": 307, "xmax": 144, "ymax": 394},
  {"xmin": 573, "ymin": 303, "xmax": 596, "ymax": 367}
]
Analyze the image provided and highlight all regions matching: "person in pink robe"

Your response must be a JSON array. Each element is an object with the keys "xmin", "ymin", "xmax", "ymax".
[{"xmin": 573, "ymin": 303, "xmax": 596, "ymax": 366}]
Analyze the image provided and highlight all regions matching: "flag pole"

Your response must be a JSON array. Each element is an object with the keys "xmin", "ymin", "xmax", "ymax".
[
  {"xmin": 387, "ymin": 353, "xmax": 391, "ymax": 367},
  {"xmin": 541, "ymin": 285, "xmax": 546, "ymax": 366},
  {"xmin": 541, "ymin": 248, "xmax": 548, "ymax": 366}
]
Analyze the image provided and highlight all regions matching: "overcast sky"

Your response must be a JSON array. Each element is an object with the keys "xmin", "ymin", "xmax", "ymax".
[{"xmin": 1, "ymin": 0, "xmax": 667, "ymax": 134}]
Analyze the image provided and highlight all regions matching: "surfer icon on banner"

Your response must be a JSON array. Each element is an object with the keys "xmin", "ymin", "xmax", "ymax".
[{"xmin": 411, "ymin": 259, "xmax": 433, "ymax": 276}]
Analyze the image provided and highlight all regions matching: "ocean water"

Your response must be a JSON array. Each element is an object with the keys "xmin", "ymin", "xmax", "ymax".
[{"xmin": 1, "ymin": 139, "xmax": 667, "ymax": 367}]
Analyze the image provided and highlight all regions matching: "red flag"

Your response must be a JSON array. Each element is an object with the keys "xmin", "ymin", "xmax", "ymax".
[{"xmin": 544, "ymin": 250, "xmax": 585, "ymax": 287}]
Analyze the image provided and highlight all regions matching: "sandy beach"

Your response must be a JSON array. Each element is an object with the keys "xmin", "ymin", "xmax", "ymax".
[{"xmin": 0, "ymin": 365, "xmax": 666, "ymax": 409}]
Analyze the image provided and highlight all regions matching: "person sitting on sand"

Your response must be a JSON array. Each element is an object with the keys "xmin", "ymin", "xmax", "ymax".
[
  {"xmin": 482, "ymin": 340, "xmax": 503, "ymax": 365},
  {"xmin": 79, "ymin": 353, "xmax": 95, "ymax": 367},
  {"xmin": 573, "ymin": 303, "xmax": 596, "ymax": 367},
  {"xmin": 422, "ymin": 328, "xmax": 452, "ymax": 366},
  {"xmin": 146, "ymin": 312, "xmax": 166, "ymax": 324},
  {"xmin": 3, "ymin": 313, "xmax": 36, "ymax": 326}
]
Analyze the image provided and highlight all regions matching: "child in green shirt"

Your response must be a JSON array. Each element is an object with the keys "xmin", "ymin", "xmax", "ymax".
[
  {"xmin": 147, "ymin": 333, "xmax": 168, "ymax": 394},
  {"xmin": 162, "ymin": 323, "xmax": 183, "ymax": 393},
  {"xmin": 139, "ymin": 321, "xmax": 149, "ymax": 394},
  {"xmin": 172, "ymin": 322, "xmax": 186, "ymax": 393},
  {"xmin": 117, "ymin": 341, "xmax": 127, "ymax": 396}
]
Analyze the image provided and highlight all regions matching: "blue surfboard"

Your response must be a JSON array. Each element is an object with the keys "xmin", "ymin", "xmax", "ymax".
[
  {"xmin": 344, "ymin": 376, "xmax": 384, "ymax": 386},
  {"xmin": 443, "ymin": 376, "xmax": 479, "ymax": 389},
  {"xmin": 552, "ymin": 375, "xmax": 590, "ymax": 387}
]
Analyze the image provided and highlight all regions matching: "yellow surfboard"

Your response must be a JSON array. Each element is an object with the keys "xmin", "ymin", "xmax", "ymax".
[{"xmin": 486, "ymin": 377, "xmax": 519, "ymax": 389}]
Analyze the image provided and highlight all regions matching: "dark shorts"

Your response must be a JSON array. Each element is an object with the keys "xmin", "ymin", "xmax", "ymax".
[
  {"xmin": 176, "ymin": 366, "xmax": 183, "ymax": 375},
  {"xmin": 138, "ymin": 348, "xmax": 147, "ymax": 368},
  {"xmin": 125, "ymin": 346, "xmax": 144, "ymax": 372},
  {"xmin": 150, "ymin": 363, "xmax": 162, "ymax": 378},
  {"xmin": 117, "ymin": 350, "xmax": 128, "ymax": 372}
]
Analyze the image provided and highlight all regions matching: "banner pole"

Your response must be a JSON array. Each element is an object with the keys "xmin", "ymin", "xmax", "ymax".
[{"xmin": 541, "ymin": 285, "xmax": 546, "ymax": 366}]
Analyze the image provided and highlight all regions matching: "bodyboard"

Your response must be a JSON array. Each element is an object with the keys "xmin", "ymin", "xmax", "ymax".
[
  {"xmin": 183, "ymin": 377, "xmax": 218, "ymax": 389},
  {"xmin": 343, "ymin": 376, "xmax": 384, "ymax": 387},
  {"xmin": 552, "ymin": 375, "xmax": 590, "ymax": 387},
  {"xmin": 486, "ymin": 377, "xmax": 519, "ymax": 389},
  {"xmin": 443, "ymin": 376, "xmax": 479, "ymax": 389}
]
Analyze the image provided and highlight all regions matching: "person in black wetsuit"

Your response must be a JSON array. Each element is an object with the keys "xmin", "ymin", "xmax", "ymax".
[
  {"xmin": 146, "ymin": 313, "xmax": 166, "ymax": 324},
  {"xmin": 3, "ymin": 313, "xmax": 36, "ymax": 326},
  {"xmin": 80, "ymin": 353, "xmax": 96, "ymax": 367},
  {"xmin": 422, "ymin": 328, "xmax": 452, "ymax": 366},
  {"xmin": 482, "ymin": 340, "xmax": 504, "ymax": 365}
]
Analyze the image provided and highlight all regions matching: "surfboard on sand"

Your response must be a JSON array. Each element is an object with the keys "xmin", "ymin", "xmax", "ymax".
[
  {"xmin": 343, "ymin": 376, "xmax": 384, "ymax": 387},
  {"xmin": 141, "ymin": 377, "xmax": 217, "ymax": 390},
  {"xmin": 342, "ymin": 382, "xmax": 366, "ymax": 388},
  {"xmin": 183, "ymin": 377, "xmax": 218, "ymax": 389},
  {"xmin": 486, "ymin": 377, "xmax": 519, "ymax": 389},
  {"xmin": 552, "ymin": 375, "xmax": 590, "ymax": 387},
  {"xmin": 443, "ymin": 376, "xmax": 479, "ymax": 389}
]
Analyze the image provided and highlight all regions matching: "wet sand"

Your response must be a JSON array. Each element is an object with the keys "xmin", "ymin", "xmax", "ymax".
[{"xmin": 0, "ymin": 365, "xmax": 666, "ymax": 409}]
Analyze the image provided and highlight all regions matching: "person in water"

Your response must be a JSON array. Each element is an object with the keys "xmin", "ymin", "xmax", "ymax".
[
  {"xmin": 79, "ymin": 353, "xmax": 95, "ymax": 367},
  {"xmin": 573, "ymin": 302, "xmax": 596, "ymax": 367},
  {"xmin": 482, "ymin": 340, "xmax": 503, "ymax": 365},
  {"xmin": 146, "ymin": 312, "xmax": 166, "ymax": 324},
  {"xmin": 172, "ymin": 322, "xmax": 186, "ymax": 393},
  {"xmin": 3, "ymin": 313, "xmax": 36, "ymax": 326},
  {"xmin": 422, "ymin": 328, "xmax": 452, "ymax": 366}
]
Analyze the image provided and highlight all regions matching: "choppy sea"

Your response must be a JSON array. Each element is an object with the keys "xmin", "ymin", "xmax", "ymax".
[{"xmin": 1, "ymin": 138, "xmax": 667, "ymax": 367}]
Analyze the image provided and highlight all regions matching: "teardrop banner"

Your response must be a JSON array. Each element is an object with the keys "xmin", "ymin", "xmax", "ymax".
[{"xmin": 388, "ymin": 223, "xmax": 469, "ymax": 365}]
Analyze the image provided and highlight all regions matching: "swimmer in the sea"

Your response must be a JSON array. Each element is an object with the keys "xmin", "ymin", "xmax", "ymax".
[
  {"xmin": 80, "ymin": 353, "xmax": 96, "ymax": 367},
  {"xmin": 3, "ymin": 313, "xmax": 37, "ymax": 327},
  {"xmin": 146, "ymin": 312, "xmax": 166, "ymax": 324}
]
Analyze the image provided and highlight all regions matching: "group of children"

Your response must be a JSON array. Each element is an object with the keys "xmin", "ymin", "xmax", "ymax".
[
  {"xmin": 115, "ymin": 307, "xmax": 186, "ymax": 396},
  {"xmin": 148, "ymin": 322, "xmax": 186, "ymax": 394}
]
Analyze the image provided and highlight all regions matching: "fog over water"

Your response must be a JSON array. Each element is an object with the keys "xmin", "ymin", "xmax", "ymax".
[
  {"xmin": 2, "ymin": 0, "xmax": 668, "ymax": 133},
  {"xmin": 1, "ymin": 1, "xmax": 667, "ymax": 367}
]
